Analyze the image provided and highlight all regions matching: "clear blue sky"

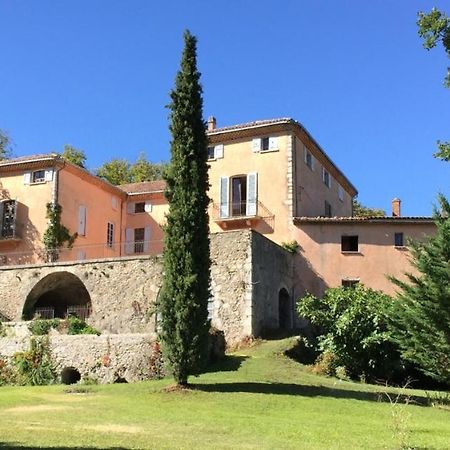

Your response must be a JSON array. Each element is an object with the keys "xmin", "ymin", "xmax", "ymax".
[{"xmin": 1, "ymin": 0, "xmax": 448, "ymax": 216}]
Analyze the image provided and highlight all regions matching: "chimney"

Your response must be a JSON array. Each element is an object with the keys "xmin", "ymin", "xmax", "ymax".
[
  {"xmin": 392, "ymin": 198, "xmax": 401, "ymax": 217},
  {"xmin": 207, "ymin": 116, "xmax": 216, "ymax": 131}
]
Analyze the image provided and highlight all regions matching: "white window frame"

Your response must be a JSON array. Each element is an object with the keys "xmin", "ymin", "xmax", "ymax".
[
  {"xmin": 32, "ymin": 170, "xmax": 46, "ymax": 184},
  {"xmin": 207, "ymin": 144, "xmax": 224, "ymax": 161},
  {"xmin": 252, "ymin": 137, "xmax": 278, "ymax": 153}
]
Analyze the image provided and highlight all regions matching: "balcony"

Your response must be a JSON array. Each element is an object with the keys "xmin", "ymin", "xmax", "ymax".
[{"xmin": 211, "ymin": 201, "xmax": 274, "ymax": 231}]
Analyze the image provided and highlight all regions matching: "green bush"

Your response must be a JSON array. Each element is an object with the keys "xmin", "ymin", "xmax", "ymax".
[
  {"xmin": 297, "ymin": 284, "xmax": 400, "ymax": 381},
  {"xmin": 67, "ymin": 315, "xmax": 100, "ymax": 335},
  {"xmin": 29, "ymin": 319, "xmax": 60, "ymax": 335},
  {"xmin": 281, "ymin": 240, "xmax": 299, "ymax": 254},
  {"xmin": 13, "ymin": 337, "xmax": 56, "ymax": 386}
]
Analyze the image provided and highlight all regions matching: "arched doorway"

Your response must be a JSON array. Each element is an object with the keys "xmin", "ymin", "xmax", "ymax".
[
  {"xmin": 22, "ymin": 271, "xmax": 92, "ymax": 320},
  {"xmin": 278, "ymin": 288, "xmax": 291, "ymax": 330}
]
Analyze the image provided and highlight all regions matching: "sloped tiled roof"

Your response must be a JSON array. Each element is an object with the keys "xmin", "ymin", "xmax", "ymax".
[
  {"xmin": 118, "ymin": 180, "xmax": 166, "ymax": 194},
  {"xmin": 294, "ymin": 216, "xmax": 434, "ymax": 224},
  {"xmin": 207, "ymin": 118, "xmax": 293, "ymax": 134},
  {"xmin": 0, "ymin": 153, "xmax": 60, "ymax": 166}
]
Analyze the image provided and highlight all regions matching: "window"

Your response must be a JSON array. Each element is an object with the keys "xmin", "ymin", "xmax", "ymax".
[
  {"xmin": 219, "ymin": 173, "xmax": 257, "ymax": 218},
  {"xmin": 207, "ymin": 144, "xmax": 224, "ymax": 160},
  {"xmin": 341, "ymin": 235, "xmax": 358, "ymax": 252},
  {"xmin": 32, "ymin": 170, "xmax": 45, "ymax": 183},
  {"xmin": 134, "ymin": 228, "xmax": 145, "ymax": 254},
  {"xmin": 322, "ymin": 167, "xmax": 331, "ymax": 188},
  {"xmin": 134, "ymin": 202, "xmax": 145, "ymax": 213},
  {"xmin": 0, "ymin": 200, "xmax": 17, "ymax": 239},
  {"xmin": 111, "ymin": 196, "xmax": 118, "ymax": 210},
  {"xmin": 342, "ymin": 279, "xmax": 359, "ymax": 288},
  {"xmin": 107, "ymin": 222, "xmax": 114, "ymax": 248},
  {"xmin": 252, "ymin": 137, "xmax": 278, "ymax": 152},
  {"xmin": 394, "ymin": 232, "xmax": 404, "ymax": 247},
  {"xmin": 78, "ymin": 205, "xmax": 86, "ymax": 236},
  {"xmin": 324, "ymin": 201, "xmax": 332, "ymax": 218},
  {"xmin": 338, "ymin": 185, "xmax": 344, "ymax": 202},
  {"xmin": 304, "ymin": 148, "xmax": 314, "ymax": 170}
]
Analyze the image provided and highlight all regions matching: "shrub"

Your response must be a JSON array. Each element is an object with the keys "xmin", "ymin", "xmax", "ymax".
[
  {"xmin": 297, "ymin": 284, "xmax": 400, "ymax": 381},
  {"xmin": 29, "ymin": 319, "xmax": 60, "ymax": 335},
  {"xmin": 66, "ymin": 315, "xmax": 100, "ymax": 335},
  {"xmin": 281, "ymin": 240, "xmax": 299, "ymax": 254},
  {"xmin": 0, "ymin": 358, "xmax": 17, "ymax": 385},
  {"xmin": 13, "ymin": 337, "xmax": 57, "ymax": 386}
]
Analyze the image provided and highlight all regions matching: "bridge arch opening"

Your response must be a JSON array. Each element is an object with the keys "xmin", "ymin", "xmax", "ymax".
[{"xmin": 22, "ymin": 271, "xmax": 92, "ymax": 320}]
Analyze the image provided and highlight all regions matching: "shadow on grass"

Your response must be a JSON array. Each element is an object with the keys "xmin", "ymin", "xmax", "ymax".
[
  {"xmin": 0, "ymin": 445, "xmax": 127, "ymax": 450},
  {"xmin": 192, "ymin": 381, "xmax": 428, "ymax": 406},
  {"xmin": 203, "ymin": 355, "xmax": 248, "ymax": 374}
]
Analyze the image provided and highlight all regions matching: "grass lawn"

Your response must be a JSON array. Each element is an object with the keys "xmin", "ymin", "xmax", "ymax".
[{"xmin": 0, "ymin": 338, "xmax": 449, "ymax": 449}]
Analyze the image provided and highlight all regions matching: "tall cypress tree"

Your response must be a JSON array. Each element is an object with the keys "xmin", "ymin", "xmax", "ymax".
[
  {"xmin": 390, "ymin": 194, "xmax": 450, "ymax": 384},
  {"xmin": 160, "ymin": 30, "xmax": 211, "ymax": 387}
]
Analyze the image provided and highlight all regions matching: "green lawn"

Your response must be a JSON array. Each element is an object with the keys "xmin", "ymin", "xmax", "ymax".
[{"xmin": 0, "ymin": 338, "xmax": 449, "ymax": 449}]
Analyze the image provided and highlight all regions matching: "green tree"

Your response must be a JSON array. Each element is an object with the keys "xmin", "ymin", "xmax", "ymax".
[
  {"xmin": 160, "ymin": 30, "xmax": 211, "ymax": 387},
  {"xmin": 352, "ymin": 198, "xmax": 385, "ymax": 217},
  {"xmin": 130, "ymin": 152, "xmax": 166, "ymax": 182},
  {"xmin": 297, "ymin": 284, "xmax": 398, "ymax": 380},
  {"xmin": 0, "ymin": 129, "xmax": 12, "ymax": 160},
  {"xmin": 417, "ymin": 8, "xmax": 450, "ymax": 161},
  {"xmin": 96, "ymin": 159, "xmax": 132, "ymax": 185},
  {"xmin": 389, "ymin": 194, "xmax": 450, "ymax": 384},
  {"xmin": 61, "ymin": 145, "xmax": 87, "ymax": 168}
]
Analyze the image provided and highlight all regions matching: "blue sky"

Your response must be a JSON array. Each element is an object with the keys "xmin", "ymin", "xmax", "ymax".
[{"xmin": 1, "ymin": 0, "xmax": 448, "ymax": 216}]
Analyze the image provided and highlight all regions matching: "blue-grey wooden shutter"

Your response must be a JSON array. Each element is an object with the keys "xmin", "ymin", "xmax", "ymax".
[
  {"xmin": 125, "ymin": 228, "xmax": 133, "ymax": 254},
  {"xmin": 246, "ymin": 172, "xmax": 258, "ymax": 216},
  {"xmin": 219, "ymin": 177, "xmax": 229, "ymax": 218},
  {"xmin": 144, "ymin": 226, "xmax": 151, "ymax": 252}
]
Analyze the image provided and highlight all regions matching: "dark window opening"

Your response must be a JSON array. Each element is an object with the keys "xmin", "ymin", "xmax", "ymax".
[
  {"xmin": 341, "ymin": 235, "xmax": 358, "ymax": 252},
  {"xmin": 207, "ymin": 147, "xmax": 215, "ymax": 160},
  {"xmin": 134, "ymin": 227, "xmax": 145, "ymax": 253},
  {"xmin": 342, "ymin": 279, "xmax": 359, "ymax": 288},
  {"xmin": 107, "ymin": 222, "xmax": 114, "ymax": 248},
  {"xmin": 231, "ymin": 176, "xmax": 247, "ymax": 217},
  {"xmin": 324, "ymin": 201, "xmax": 332, "ymax": 218},
  {"xmin": 395, "ymin": 232, "xmax": 404, "ymax": 247},
  {"xmin": 261, "ymin": 137, "xmax": 270, "ymax": 151},
  {"xmin": 134, "ymin": 202, "xmax": 145, "ymax": 213},
  {"xmin": 32, "ymin": 170, "xmax": 46, "ymax": 183},
  {"xmin": 278, "ymin": 288, "xmax": 291, "ymax": 330}
]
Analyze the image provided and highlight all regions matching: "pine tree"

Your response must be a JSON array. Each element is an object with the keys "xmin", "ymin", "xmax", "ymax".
[
  {"xmin": 390, "ymin": 194, "xmax": 450, "ymax": 383},
  {"xmin": 160, "ymin": 30, "xmax": 211, "ymax": 387}
]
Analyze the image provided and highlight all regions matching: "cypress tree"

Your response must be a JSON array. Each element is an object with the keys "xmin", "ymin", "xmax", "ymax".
[
  {"xmin": 160, "ymin": 30, "xmax": 211, "ymax": 387},
  {"xmin": 390, "ymin": 194, "xmax": 450, "ymax": 384}
]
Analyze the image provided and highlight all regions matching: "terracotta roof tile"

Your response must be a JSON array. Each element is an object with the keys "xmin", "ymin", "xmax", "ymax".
[
  {"xmin": 294, "ymin": 216, "xmax": 434, "ymax": 224},
  {"xmin": 0, "ymin": 153, "xmax": 60, "ymax": 166},
  {"xmin": 207, "ymin": 118, "xmax": 293, "ymax": 134},
  {"xmin": 118, "ymin": 180, "xmax": 166, "ymax": 194}
]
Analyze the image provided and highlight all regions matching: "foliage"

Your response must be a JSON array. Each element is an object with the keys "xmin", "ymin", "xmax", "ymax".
[
  {"xmin": 389, "ymin": 194, "xmax": 450, "ymax": 384},
  {"xmin": 28, "ymin": 319, "xmax": 60, "ymax": 335},
  {"xmin": 42, "ymin": 202, "xmax": 77, "ymax": 262},
  {"xmin": 160, "ymin": 30, "xmax": 211, "ymax": 386},
  {"xmin": 97, "ymin": 154, "xmax": 166, "ymax": 185},
  {"xmin": 28, "ymin": 316, "xmax": 99, "ymax": 336},
  {"xmin": 0, "ymin": 129, "xmax": 12, "ymax": 160},
  {"xmin": 130, "ymin": 152, "xmax": 166, "ymax": 182},
  {"xmin": 0, "ymin": 358, "xmax": 17, "ymax": 385},
  {"xmin": 352, "ymin": 198, "xmax": 385, "ymax": 217},
  {"xmin": 417, "ymin": 8, "xmax": 450, "ymax": 161},
  {"xmin": 96, "ymin": 158, "xmax": 132, "ymax": 185},
  {"xmin": 297, "ymin": 284, "xmax": 399, "ymax": 380},
  {"xmin": 13, "ymin": 337, "xmax": 56, "ymax": 385},
  {"xmin": 66, "ymin": 315, "xmax": 100, "ymax": 335},
  {"xmin": 281, "ymin": 240, "xmax": 299, "ymax": 253},
  {"xmin": 61, "ymin": 144, "xmax": 87, "ymax": 168}
]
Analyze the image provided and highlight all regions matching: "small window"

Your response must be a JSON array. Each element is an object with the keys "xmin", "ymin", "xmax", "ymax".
[
  {"xmin": 1, "ymin": 200, "xmax": 17, "ymax": 239},
  {"xmin": 134, "ymin": 228, "xmax": 145, "ymax": 254},
  {"xmin": 304, "ymin": 148, "xmax": 314, "ymax": 170},
  {"xmin": 134, "ymin": 202, "xmax": 145, "ymax": 214},
  {"xmin": 261, "ymin": 137, "xmax": 270, "ymax": 151},
  {"xmin": 338, "ymin": 185, "xmax": 344, "ymax": 202},
  {"xmin": 342, "ymin": 279, "xmax": 359, "ymax": 288},
  {"xmin": 322, "ymin": 168, "xmax": 331, "ymax": 188},
  {"xmin": 324, "ymin": 201, "xmax": 332, "ymax": 218},
  {"xmin": 32, "ymin": 170, "xmax": 45, "ymax": 183},
  {"xmin": 341, "ymin": 235, "xmax": 358, "ymax": 252},
  {"xmin": 394, "ymin": 232, "xmax": 404, "ymax": 247},
  {"xmin": 207, "ymin": 147, "xmax": 215, "ymax": 160},
  {"xmin": 107, "ymin": 222, "xmax": 114, "ymax": 248}
]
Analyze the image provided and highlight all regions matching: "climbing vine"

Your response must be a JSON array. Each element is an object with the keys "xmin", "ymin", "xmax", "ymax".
[{"xmin": 42, "ymin": 202, "xmax": 77, "ymax": 262}]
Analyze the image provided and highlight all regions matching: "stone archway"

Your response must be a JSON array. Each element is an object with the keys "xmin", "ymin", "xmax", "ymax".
[
  {"xmin": 22, "ymin": 271, "xmax": 92, "ymax": 320},
  {"xmin": 278, "ymin": 288, "xmax": 291, "ymax": 330}
]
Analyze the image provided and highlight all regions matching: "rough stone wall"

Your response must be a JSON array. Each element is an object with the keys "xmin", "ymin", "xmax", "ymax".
[
  {"xmin": 250, "ymin": 232, "xmax": 295, "ymax": 335},
  {"xmin": 0, "ymin": 231, "xmax": 256, "ymax": 345},
  {"xmin": 0, "ymin": 322, "xmax": 159, "ymax": 383}
]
